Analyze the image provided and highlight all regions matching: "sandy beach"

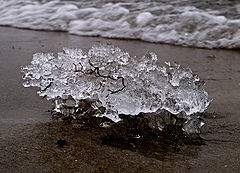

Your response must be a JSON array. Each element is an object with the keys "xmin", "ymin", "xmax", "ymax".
[{"xmin": 0, "ymin": 26, "xmax": 240, "ymax": 172}]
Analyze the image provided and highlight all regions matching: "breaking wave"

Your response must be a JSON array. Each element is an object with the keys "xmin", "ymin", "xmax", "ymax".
[{"xmin": 1, "ymin": 0, "xmax": 240, "ymax": 49}]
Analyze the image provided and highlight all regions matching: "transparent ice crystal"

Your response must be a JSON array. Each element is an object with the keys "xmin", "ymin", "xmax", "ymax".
[{"xmin": 22, "ymin": 44, "xmax": 211, "ymax": 133}]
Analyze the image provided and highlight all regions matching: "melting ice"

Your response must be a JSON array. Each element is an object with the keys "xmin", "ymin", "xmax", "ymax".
[{"xmin": 22, "ymin": 45, "xmax": 211, "ymax": 133}]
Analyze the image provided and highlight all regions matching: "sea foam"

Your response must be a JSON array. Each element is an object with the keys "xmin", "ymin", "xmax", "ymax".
[{"xmin": 1, "ymin": 0, "xmax": 240, "ymax": 49}]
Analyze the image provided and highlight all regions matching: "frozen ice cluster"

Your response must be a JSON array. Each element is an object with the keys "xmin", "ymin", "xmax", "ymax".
[{"xmin": 22, "ymin": 45, "xmax": 211, "ymax": 133}]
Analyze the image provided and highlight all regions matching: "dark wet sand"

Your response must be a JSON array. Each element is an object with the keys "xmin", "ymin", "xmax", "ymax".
[{"xmin": 0, "ymin": 26, "xmax": 240, "ymax": 173}]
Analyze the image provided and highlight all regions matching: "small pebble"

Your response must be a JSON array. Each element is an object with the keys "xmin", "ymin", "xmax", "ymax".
[{"xmin": 57, "ymin": 139, "xmax": 67, "ymax": 147}]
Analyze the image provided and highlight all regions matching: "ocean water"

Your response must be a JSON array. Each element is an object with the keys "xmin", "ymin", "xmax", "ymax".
[{"xmin": 0, "ymin": 0, "xmax": 240, "ymax": 49}]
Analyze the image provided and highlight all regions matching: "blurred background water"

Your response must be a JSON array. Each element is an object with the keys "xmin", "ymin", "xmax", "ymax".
[{"xmin": 1, "ymin": 0, "xmax": 240, "ymax": 48}]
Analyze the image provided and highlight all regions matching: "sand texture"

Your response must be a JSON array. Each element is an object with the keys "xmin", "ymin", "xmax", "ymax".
[{"xmin": 0, "ymin": 27, "xmax": 240, "ymax": 173}]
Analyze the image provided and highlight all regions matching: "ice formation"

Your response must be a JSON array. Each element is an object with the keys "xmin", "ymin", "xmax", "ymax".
[{"xmin": 22, "ymin": 45, "xmax": 211, "ymax": 133}]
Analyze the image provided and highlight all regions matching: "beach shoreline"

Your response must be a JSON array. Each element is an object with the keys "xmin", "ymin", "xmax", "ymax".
[{"xmin": 0, "ymin": 26, "xmax": 240, "ymax": 172}]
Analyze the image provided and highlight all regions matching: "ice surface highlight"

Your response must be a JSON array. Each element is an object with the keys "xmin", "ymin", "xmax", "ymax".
[{"xmin": 22, "ymin": 45, "xmax": 211, "ymax": 133}]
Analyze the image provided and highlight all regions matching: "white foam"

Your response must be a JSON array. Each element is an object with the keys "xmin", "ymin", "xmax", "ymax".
[
  {"xmin": 1, "ymin": 0, "xmax": 240, "ymax": 49},
  {"xmin": 136, "ymin": 12, "xmax": 153, "ymax": 26}
]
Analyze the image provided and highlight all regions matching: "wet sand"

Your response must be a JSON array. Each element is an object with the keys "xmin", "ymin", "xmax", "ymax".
[{"xmin": 0, "ymin": 26, "xmax": 240, "ymax": 172}]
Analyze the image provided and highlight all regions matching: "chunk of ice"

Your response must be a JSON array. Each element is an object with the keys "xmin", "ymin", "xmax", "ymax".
[{"xmin": 22, "ymin": 44, "xmax": 212, "ymax": 133}]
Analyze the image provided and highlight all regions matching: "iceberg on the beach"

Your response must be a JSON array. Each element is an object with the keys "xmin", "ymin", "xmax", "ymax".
[{"xmin": 22, "ymin": 45, "xmax": 211, "ymax": 133}]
